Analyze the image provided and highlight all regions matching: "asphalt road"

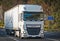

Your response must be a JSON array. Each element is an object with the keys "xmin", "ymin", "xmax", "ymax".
[{"xmin": 0, "ymin": 28, "xmax": 60, "ymax": 41}]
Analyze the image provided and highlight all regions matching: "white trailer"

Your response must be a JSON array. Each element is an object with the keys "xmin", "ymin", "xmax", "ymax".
[{"xmin": 4, "ymin": 4, "xmax": 44, "ymax": 38}]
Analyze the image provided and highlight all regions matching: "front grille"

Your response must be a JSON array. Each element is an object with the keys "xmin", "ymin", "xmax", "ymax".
[{"xmin": 27, "ymin": 27, "xmax": 40, "ymax": 35}]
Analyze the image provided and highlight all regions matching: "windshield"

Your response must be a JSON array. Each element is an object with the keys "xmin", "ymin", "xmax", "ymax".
[{"xmin": 23, "ymin": 12, "xmax": 44, "ymax": 21}]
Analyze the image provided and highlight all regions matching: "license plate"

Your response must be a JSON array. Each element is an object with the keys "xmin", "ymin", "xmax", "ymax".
[{"xmin": 32, "ymin": 36, "xmax": 36, "ymax": 37}]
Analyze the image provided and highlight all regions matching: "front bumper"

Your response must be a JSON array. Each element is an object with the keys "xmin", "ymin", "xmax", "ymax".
[{"xmin": 21, "ymin": 33, "xmax": 44, "ymax": 38}]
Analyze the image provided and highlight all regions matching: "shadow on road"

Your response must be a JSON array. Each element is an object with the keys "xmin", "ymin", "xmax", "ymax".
[
  {"xmin": 44, "ymin": 32, "xmax": 60, "ymax": 39},
  {"xmin": 0, "ymin": 28, "xmax": 60, "ymax": 39},
  {"xmin": 0, "ymin": 28, "xmax": 7, "ymax": 37},
  {"xmin": 21, "ymin": 37, "xmax": 44, "ymax": 39}
]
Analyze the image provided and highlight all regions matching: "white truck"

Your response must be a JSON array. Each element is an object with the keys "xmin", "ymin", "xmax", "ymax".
[{"xmin": 4, "ymin": 4, "xmax": 44, "ymax": 38}]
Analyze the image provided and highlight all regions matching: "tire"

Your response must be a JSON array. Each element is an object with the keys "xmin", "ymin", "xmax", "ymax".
[
  {"xmin": 5, "ymin": 29, "xmax": 10, "ymax": 35},
  {"xmin": 40, "ymin": 35, "xmax": 44, "ymax": 39},
  {"xmin": 19, "ymin": 30, "xmax": 22, "ymax": 39},
  {"xmin": 6, "ymin": 29, "xmax": 15, "ymax": 36}
]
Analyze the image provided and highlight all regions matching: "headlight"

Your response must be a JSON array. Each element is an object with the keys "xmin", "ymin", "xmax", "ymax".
[
  {"xmin": 41, "ymin": 31, "xmax": 43, "ymax": 33},
  {"xmin": 23, "ymin": 31, "xmax": 26, "ymax": 34},
  {"xmin": 40, "ymin": 29, "xmax": 44, "ymax": 33}
]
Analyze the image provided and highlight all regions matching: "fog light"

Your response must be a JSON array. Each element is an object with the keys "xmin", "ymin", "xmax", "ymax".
[{"xmin": 23, "ymin": 31, "xmax": 26, "ymax": 34}]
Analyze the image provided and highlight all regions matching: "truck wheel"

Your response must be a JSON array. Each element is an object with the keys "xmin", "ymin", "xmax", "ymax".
[
  {"xmin": 19, "ymin": 33, "xmax": 22, "ymax": 39},
  {"xmin": 40, "ymin": 35, "xmax": 44, "ymax": 39},
  {"xmin": 6, "ymin": 32, "xmax": 9, "ymax": 35},
  {"xmin": 19, "ymin": 30, "xmax": 23, "ymax": 39},
  {"xmin": 6, "ymin": 29, "xmax": 10, "ymax": 35}
]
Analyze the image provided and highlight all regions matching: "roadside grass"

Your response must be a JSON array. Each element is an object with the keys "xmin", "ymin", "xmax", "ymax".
[{"xmin": 0, "ymin": 24, "xmax": 4, "ymax": 28}]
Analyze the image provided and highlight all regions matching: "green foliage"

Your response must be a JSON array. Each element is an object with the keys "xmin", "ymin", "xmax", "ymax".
[{"xmin": 0, "ymin": 0, "xmax": 60, "ymax": 31}]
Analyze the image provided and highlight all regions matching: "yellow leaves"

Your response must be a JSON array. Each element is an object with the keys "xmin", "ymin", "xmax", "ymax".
[
  {"xmin": 52, "ymin": 23, "xmax": 57, "ymax": 28},
  {"xmin": 0, "ymin": 24, "xmax": 4, "ymax": 28},
  {"xmin": 44, "ymin": 20, "xmax": 49, "ymax": 27}
]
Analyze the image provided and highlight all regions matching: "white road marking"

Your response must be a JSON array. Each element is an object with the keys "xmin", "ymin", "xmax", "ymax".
[
  {"xmin": 9, "ymin": 36, "xmax": 19, "ymax": 41},
  {"xmin": 47, "ymin": 38, "xmax": 59, "ymax": 41}
]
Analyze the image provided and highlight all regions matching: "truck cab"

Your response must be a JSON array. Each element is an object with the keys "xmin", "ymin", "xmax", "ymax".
[
  {"xmin": 15, "ymin": 4, "xmax": 44, "ymax": 38},
  {"xmin": 4, "ymin": 4, "xmax": 44, "ymax": 38}
]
